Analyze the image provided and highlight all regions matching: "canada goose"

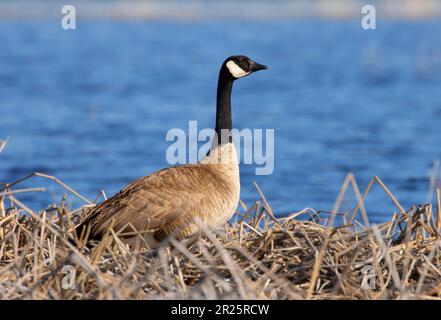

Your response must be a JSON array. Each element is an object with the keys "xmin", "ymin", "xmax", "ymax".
[{"xmin": 75, "ymin": 55, "xmax": 267, "ymax": 247}]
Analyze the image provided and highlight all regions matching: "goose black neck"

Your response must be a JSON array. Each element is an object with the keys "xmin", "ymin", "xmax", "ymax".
[{"xmin": 215, "ymin": 69, "xmax": 234, "ymax": 144}]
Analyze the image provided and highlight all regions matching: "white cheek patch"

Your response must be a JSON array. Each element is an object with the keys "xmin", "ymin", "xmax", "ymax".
[{"xmin": 226, "ymin": 60, "xmax": 250, "ymax": 78}]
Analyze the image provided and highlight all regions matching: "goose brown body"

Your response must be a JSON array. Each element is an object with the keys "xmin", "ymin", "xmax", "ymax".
[{"xmin": 76, "ymin": 143, "xmax": 239, "ymax": 244}]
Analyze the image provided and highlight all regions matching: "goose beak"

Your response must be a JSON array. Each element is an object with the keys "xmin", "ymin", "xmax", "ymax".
[{"xmin": 250, "ymin": 61, "xmax": 268, "ymax": 72}]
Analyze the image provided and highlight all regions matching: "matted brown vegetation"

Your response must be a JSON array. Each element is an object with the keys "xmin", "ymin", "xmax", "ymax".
[{"xmin": 1, "ymin": 150, "xmax": 441, "ymax": 299}]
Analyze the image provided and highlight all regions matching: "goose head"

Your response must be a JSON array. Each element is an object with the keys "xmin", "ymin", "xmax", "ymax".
[{"xmin": 222, "ymin": 55, "xmax": 268, "ymax": 80}]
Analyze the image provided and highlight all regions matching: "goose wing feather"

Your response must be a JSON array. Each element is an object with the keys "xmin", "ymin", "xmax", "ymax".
[{"xmin": 76, "ymin": 164, "xmax": 216, "ymax": 239}]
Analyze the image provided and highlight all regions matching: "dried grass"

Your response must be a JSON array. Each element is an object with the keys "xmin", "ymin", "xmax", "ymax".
[{"xmin": 1, "ymin": 149, "xmax": 441, "ymax": 299}]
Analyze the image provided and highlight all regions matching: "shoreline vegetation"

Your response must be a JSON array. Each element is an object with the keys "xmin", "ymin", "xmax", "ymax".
[
  {"xmin": 1, "ymin": 0, "xmax": 441, "ymax": 20},
  {"xmin": 1, "ymin": 141, "xmax": 441, "ymax": 299}
]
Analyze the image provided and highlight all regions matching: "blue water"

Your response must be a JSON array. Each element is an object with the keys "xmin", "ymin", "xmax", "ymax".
[{"xmin": 1, "ymin": 19, "xmax": 441, "ymax": 223}]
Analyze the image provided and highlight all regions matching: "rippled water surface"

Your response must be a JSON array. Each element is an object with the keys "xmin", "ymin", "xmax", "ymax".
[{"xmin": 1, "ymin": 20, "xmax": 441, "ymax": 223}]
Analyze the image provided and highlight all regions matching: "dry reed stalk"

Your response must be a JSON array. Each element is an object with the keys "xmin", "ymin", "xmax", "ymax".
[{"xmin": 0, "ymin": 170, "xmax": 440, "ymax": 299}]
